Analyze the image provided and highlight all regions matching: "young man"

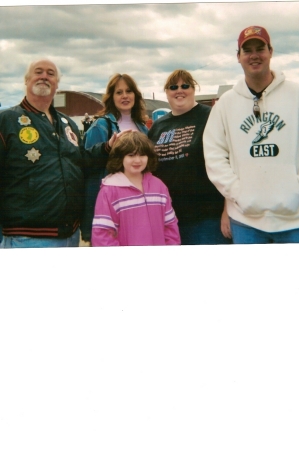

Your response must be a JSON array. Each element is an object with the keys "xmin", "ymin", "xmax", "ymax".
[
  {"xmin": 0, "ymin": 59, "xmax": 104, "ymax": 248},
  {"xmin": 203, "ymin": 26, "xmax": 299, "ymax": 244}
]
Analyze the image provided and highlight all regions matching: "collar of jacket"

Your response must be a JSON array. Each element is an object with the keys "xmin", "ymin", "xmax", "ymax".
[
  {"xmin": 20, "ymin": 96, "xmax": 58, "ymax": 117},
  {"xmin": 102, "ymin": 171, "xmax": 152, "ymax": 188}
]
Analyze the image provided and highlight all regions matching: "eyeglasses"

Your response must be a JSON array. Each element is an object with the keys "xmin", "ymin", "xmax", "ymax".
[
  {"xmin": 253, "ymin": 96, "xmax": 261, "ymax": 118},
  {"xmin": 168, "ymin": 84, "xmax": 191, "ymax": 90}
]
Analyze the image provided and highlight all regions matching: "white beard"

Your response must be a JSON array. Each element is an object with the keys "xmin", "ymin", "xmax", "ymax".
[{"xmin": 32, "ymin": 84, "xmax": 51, "ymax": 96}]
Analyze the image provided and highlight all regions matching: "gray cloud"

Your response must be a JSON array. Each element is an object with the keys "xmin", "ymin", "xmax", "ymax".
[{"xmin": 1, "ymin": 2, "xmax": 299, "ymax": 107}]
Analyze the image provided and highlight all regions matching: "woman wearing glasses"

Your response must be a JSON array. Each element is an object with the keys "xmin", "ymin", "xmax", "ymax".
[{"xmin": 148, "ymin": 69, "xmax": 231, "ymax": 245}]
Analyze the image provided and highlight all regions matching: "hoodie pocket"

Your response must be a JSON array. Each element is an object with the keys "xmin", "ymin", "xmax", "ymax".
[{"xmin": 235, "ymin": 163, "xmax": 299, "ymax": 217}]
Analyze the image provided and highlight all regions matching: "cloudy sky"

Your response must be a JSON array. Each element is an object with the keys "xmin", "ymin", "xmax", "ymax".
[{"xmin": 1, "ymin": 0, "xmax": 299, "ymax": 107}]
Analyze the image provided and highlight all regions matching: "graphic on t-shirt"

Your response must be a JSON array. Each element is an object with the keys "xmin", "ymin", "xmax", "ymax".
[
  {"xmin": 154, "ymin": 126, "xmax": 195, "ymax": 161},
  {"xmin": 157, "ymin": 130, "xmax": 175, "ymax": 145}
]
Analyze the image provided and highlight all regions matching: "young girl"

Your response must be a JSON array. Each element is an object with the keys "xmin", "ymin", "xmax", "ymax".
[{"xmin": 91, "ymin": 131, "xmax": 181, "ymax": 246}]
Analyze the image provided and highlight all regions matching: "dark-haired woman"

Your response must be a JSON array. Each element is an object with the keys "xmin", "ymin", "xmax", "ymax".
[
  {"xmin": 148, "ymin": 69, "xmax": 231, "ymax": 245},
  {"xmin": 81, "ymin": 74, "xmax": 149, "ymax": 243},
  {"xmin": 91, "ymin": 131, "xmax": 180, "ymax": 246}
]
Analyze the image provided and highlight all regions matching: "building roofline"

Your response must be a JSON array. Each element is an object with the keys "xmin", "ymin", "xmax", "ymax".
[{"xmin": 56, "ymin": 90, "xmax": 104, "ymax": 106}]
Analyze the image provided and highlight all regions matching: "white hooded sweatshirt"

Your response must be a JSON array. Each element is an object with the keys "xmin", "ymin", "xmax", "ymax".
[{"xmin": 203, "ymin": 71, "xmax": 299, "ymax": 232}]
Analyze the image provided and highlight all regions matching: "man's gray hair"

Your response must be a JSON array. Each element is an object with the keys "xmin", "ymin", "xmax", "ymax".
[{"xmin": 24, "ymin": 59, "xmax": 62, "ymax": 83}]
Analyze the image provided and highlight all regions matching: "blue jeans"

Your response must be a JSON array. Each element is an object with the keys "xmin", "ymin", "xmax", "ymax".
[
  {"xmin": 230, "ymin": 218, "xmax": 299, "ymax": 244},
  {"xmin": 0, "ymin": 228, "xmax": 80, "ymax": 248},
  {"xmin": 179, "ymin": 219, "xmax": 232, "ymax": 245}
]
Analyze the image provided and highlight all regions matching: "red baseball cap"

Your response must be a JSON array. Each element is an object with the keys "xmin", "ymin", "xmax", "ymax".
[{"xmin": 238, "ymin": 26, "xmax": 271, "ymax": 49}]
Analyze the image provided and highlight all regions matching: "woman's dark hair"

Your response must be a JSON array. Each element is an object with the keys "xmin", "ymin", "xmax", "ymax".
[
  {"xmin": 164, "ymin": 69, "xmax": 199, "ymax": 91},
  {"xmin": 100, "ymin": 73, "xmax": 147, "ymax": 124},
  {"xmin": 107, "ymin": 131, "xmax": 158, "ymax": 174}
]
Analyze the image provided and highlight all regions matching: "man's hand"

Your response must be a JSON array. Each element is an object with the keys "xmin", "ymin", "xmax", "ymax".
[{"xmin": 221, "ymin": 200, "xmax": 232, "ymax": 239}]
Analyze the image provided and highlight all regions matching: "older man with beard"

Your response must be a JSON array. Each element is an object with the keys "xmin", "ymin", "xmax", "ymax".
[{"xmin": 0, "ymin": 59, "xmax": 105, "ymax": 248}]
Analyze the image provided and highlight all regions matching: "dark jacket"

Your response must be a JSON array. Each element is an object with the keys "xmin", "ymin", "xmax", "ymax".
[{"xmin": 0, "ymin": 97, "xmax": 105, "ymax": 238}]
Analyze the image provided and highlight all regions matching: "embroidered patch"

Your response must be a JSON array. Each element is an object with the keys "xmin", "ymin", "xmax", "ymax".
[
  {"xmin": 244, "ymin": 27, "xmax": 262, "ymax": 38},
  {"xmin": 18, "ymin": 115, "xmax": 31, "ymax": 126},
  {"xmin": 65, "ymin": 126, "xmax": 78, "ymax": 146},
  {"xmin": 25, "ymin": 147, "xmax": 41, "ymax": 163},
  {"xmin": 19, "ymin": 127, "xmax": 39, "ymax": 144}
]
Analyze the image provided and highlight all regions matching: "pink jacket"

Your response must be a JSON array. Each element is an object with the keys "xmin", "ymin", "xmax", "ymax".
[{"xmin": 91, "ymin": 172, "xmax": 181, "ymax": 246}]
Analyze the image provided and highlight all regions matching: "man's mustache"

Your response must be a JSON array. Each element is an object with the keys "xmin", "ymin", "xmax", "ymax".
[{"xmin": 36, "ymin": 80, "xmax": 51, "ymax": 87}]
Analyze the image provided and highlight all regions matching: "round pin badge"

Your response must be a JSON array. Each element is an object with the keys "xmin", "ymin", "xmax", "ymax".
[
  {"xmin": 19, "ymin": 127, "xmax": 39, "ymax": 144},
  {"xmin": 61, "ymin": 118, "xmax": 68, "ymax": 124}
]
